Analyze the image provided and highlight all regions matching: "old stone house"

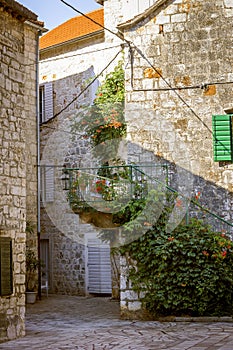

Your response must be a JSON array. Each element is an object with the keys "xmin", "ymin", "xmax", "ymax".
[
  {"xmin": 38, "ymin": 0, "xmax": 169, "ymax": 300},
  {"xmin": 115, "ymin": 0, "xmax": 233, "ymax": 315},
  {"xmin": 0, "ymin": 0, "xmax": 44, "ymax": 343},
  {"xmin": 38, "ymin": 0, "xmax": 233, "ymax": 315}
]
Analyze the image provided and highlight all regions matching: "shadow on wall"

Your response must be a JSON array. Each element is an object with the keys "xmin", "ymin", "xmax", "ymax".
[{"xmin": 39, "ymin": 137, "xmax": 233, "ymax": 296}]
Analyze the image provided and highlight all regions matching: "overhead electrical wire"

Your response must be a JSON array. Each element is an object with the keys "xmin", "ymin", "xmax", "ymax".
[
  {"xmin": 130, "ymin": 44, "xmax": 212, "ymax": 134},
  {"xmin": 56, "ymin": 0, "xmax": 232, "ymax": 154},
  {"xmin": 131, "ymin": 80, "xmax": 233, "ymax": 92},
  {"xmin": 25, "ymin": 44, "xmax": 121, "ymax": 67},
  {"xmin": 41, "ymin": 48, "xmax": 123, "ymax": 124},
  {"xmin": 60, "ymin": 0, "xmax": 126, "ymax": 42},
  {"xmin": 39, "ymin": 44, "xmax": 120, "ymax": 64}
]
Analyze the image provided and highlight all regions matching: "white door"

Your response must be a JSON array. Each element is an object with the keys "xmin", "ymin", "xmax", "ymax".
[{"xmin": 87, "ymin": 238, "xmax": 112, "ymax": 294}]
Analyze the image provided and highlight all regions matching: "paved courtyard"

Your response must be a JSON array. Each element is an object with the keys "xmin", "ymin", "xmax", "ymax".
[{"xmin": 0, "ymin": 295, "xmax": 233, "ymax": 349}]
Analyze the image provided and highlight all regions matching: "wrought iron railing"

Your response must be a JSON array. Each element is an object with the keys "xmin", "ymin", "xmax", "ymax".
[
  {"xmin": 130, "ymin": 165, "xmax": 233, "ymax": 235},
  {"xmin": 65, "ymin": 164, "xmax": 233, "ymax": 234},
  {"xmin": 66, "ymin": 164, "xmax": 168, "ymax": 213}
]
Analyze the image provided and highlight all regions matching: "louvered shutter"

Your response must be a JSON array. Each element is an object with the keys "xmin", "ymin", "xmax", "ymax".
[
  {"xmin": 0, "ymin": 238, "xmax": 13, "ymax": 296},
  {"xmin": 87, "ymin": 239, "xmax": 112, "ymax": 294},
  {"xmin": 44, "ymin": 82, "xmax": 54, "ymax": 122},
  {"xmin": 212, "ymin": 115, "xmax": 233, "ymax": 162},
  {"xmin": 45, "ymin": 166, "xmax": 54, "ymax": 202}
]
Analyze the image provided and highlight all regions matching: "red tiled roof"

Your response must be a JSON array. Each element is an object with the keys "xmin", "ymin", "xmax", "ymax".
[{"xmin": 40, "ymin": 8, "xmax": 104, "ymax": 50}]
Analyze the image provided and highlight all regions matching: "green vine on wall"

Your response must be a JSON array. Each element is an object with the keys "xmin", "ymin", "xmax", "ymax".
[
  {"xmin": 69, "ymin": 60, "xmax": 137, "ymax": 223},
  {"xmin": 72, "ymin": 60, "xmax": 126, "ymax": 147}
]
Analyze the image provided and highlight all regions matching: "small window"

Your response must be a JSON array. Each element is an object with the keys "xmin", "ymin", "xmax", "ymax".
[
  {"xmin": 212, "ymin": 115, "xmax": 233, "ymax": 162},
  {"xmin": 39, "ymin": 85, "xmax": 45, "ymax": 124},
  {"xmin": 0, "ymin": 237, "xmax": 13, "ymax": 296},
  {"xmin": 39, "ymin": 82, "xmax": 54, "ymax": 124},
  {"xmin": 40, "ymin": 165, "xmax": 54, "ymax": 203}
]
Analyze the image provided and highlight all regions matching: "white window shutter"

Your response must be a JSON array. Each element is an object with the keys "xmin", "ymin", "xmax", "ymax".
[
  {"xmin": 45, "ymin": 166, "xmax": 54, "ymax": 202},
  {"xmin": 44, "ymin": 82, "xmax": 54, "ymax": 122},
  {"xmin": 87, "ymin": 239, "xmax": 112, "ymax": 294}
]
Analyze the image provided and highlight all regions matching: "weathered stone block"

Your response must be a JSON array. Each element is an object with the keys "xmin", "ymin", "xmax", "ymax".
[
  {"xmin": 128, "ymin": 301, "xmax": 142, "ymax": 311},
  {"xmin": 171, "ymin": 13, "xmax": 187, "ymax": 23}
]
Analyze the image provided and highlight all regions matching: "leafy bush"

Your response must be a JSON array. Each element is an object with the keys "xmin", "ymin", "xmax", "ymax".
[{"xmin": 121, "ymin": 214, "xmax": 233, "ymax": 317}]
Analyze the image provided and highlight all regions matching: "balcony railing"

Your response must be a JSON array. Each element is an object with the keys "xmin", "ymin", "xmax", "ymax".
[{"xmin": 64, "ymin": 164, "xmax": 233, "ymax": 235}]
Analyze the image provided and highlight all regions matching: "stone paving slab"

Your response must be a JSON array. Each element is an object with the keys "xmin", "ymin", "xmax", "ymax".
[{"xmin": 0, "ymin": 295, "xmax": 233, "ymax": 349}]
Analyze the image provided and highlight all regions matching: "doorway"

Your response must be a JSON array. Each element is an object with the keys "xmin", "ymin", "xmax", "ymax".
[{"xmin": 85, "ymin": 236, "xmax": 112, "ymax": 295}]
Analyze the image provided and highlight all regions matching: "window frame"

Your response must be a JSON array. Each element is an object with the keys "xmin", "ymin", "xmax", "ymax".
[
  {"xmin": 0, "ymin": 237, "xmax": 13, "ymax": 297},
  {"xmin": 212, "ymin": 114, "xmax": 233, "ymax": 162},
  {"xmin": 39, "ymin": 82, "xmax": 54, "ymax": 124}
]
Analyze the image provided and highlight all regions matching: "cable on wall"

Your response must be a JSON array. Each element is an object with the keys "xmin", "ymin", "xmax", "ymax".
[
  {"xmin": 41, "ymin": 48, "xmax": 123, "ymax": 124},
  {"xmin": 58, "ymin": 0, "xmax": 231, "ymax": 153}
]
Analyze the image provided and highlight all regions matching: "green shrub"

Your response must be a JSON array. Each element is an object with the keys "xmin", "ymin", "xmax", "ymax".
[{"xmin": 121, "ymin": 215, "xmax": 233, "ymax": 317}]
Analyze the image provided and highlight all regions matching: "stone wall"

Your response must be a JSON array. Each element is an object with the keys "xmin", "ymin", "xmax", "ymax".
[
  {"xmin": 24, "ymin": 24, "xmax": 39, "ymax": 249},
  {"xmin": 104, "ymin": 0, "xmax": 158, "ymax": 43},
  {"xmin": 40, "ymin": 70, "xmax": 100, "ymax": 295},
  {"xmin": 39, "ymin": 20, "xmax": 125, "ymax": 295},
  {"xmin": 0, "ymin": 4, "xmax": 40, "ymax": 343},
  {"xmin": 122, "ymin": 0, "xmax": 233, "ymax": 219},
  {"xmin": 118, "ymin": 0, "xmax": 233, "ymax": 316}
]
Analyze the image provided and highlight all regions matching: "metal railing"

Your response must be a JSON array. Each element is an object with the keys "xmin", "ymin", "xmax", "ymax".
[
  {"xmin": 65, "ymin": 164, "xmax": 233, "ymax": 234},
  {"xmin": 66, "ymin": 164, "xmax": 168, "ymax": 213},
  {"xmin": 130, "ymin": 165, "xmax": 233, "ymax": 235}
]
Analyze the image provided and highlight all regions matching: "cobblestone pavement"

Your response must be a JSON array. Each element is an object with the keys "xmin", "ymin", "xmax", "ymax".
[{"xmin": 1, "ymin": 295, "xmax": 233, "ymax": 350}]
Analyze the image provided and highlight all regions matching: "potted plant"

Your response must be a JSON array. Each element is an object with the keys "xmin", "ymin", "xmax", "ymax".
[{"xmin": 25, "ymin": 248, "xmax": 41, "ymax": 304}]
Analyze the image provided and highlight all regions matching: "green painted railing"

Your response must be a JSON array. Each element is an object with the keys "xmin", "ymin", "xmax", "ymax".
[
  {"xmin": 65, "ymin": 164, "xmax": 233, "ymax": 234},
  {"xmin": 130, "ymin": 165, "xmax": 233, "ymax": 234}
]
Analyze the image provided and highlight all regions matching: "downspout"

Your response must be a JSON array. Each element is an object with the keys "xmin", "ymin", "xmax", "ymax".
[{"xmin": 36, "ymin": 30, "xmax": 42, "ymax": 300}]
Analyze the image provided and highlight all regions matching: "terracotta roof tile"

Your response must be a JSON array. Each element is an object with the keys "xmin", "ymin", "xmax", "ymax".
[{"xmin": 40, "ymin": 8, "xmax": 104, "ymax": 50}]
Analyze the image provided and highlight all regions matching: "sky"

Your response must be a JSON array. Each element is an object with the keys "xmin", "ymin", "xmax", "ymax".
[{"xmin": 18, "ymin": 0, "xmax": 101, "ymax": 30}]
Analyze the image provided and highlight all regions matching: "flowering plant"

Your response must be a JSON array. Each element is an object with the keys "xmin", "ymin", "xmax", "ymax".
[
  {"xmin": 121, "ymin": 214, "xmax": 233, "ymax": 317},
  {"xmin": 72, "ymin": 60, "xmax": 126, "ymax": 148},
  {"xmin": 95, "ymin": 179, "xmax": 106, "ymax": 193}
]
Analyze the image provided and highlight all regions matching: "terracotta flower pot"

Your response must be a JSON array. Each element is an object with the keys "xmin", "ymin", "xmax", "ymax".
[{"xmin": 25, "ymin": 291, "xmax": 37, "ymax": 304}]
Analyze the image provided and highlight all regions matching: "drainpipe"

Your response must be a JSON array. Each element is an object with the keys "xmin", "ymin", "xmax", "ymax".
[{"xmin": 36, "ymin": 30, "xmax": 42, "ymax": 300}]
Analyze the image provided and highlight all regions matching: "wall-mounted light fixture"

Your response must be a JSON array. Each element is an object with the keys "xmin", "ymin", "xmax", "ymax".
[{"xmin": 61, "ymin": 165, "xmax": 70, "ymax": 191}]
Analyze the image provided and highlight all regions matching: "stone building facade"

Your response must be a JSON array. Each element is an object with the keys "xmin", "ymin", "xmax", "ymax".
[
  {"xmin": 0, "ymin": 0, "xmax": 44, "ymax": 342},
  {"xmin": 38, "ymin": 0, "xmax": 165, "ymax": 299},
  {"xmin": 39, "ymin": 0, "xmax": 233, "ymax": 314},
  {"xmin": 116, "ymin": 0, "xmax": 233, "ymax": 316},
  {"xmin": 40, "ymin": 68, "xmax": 97, "ymax": 295},
  {"xmin": 39, "ymin": 8, "xmax": 120, "ymax": 296}
]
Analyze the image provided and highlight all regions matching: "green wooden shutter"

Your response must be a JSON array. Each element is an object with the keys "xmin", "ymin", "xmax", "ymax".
[
  {"xmin": 0, "ymin": 238, "xmax": 13, "ymax": 296},
  {"xmin": 212, "ymin": 115, "xmax": 233, "ymax": 162}
]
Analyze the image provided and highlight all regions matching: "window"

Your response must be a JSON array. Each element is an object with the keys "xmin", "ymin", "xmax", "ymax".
[
  {"xmin": 212, "ymin": 114, "xmax": 233, "ymax": 162},
  {"xmin": 39, "ymin": 82, "xmax": 54, "ymax": 124},
  {"xmin": 40, "ymin": 165, "xmax": 54, "ymax": 203},
  {"xmin": 0, "ymin": 237, "xmax": 13, "ymax": 296}
]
